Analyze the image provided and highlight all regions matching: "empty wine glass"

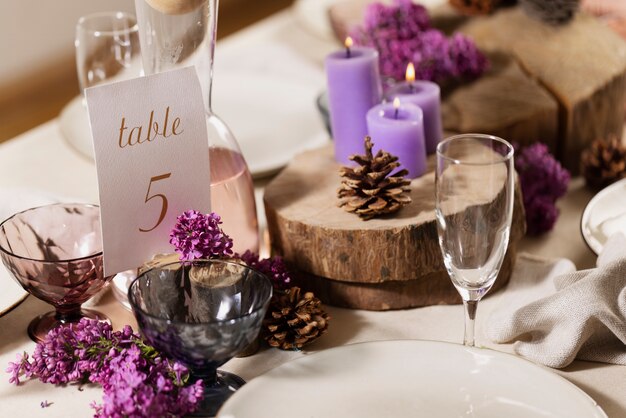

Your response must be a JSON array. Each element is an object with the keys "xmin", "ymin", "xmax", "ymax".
[
  {"xmin": 0, "ymin": 203, "xmax": 111, "ymax": 343},
  {"xmin": 435, "ymin": 134, "xmax": 514, "ymax": 347},
  {"xmin": 128, "ymin": 259, "xmax": 272, "ymax": 417},
  {"xmin": 75, "ymin": 11, "xmax": 142, "ymax": 95}
]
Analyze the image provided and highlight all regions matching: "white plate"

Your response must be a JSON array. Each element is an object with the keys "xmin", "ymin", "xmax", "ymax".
[
  {"xmin": 218, "ymin": 340, "xmax": 606, "ymax": 418},
  {"xmin": 59, "ymin": 74, "xmax": 328, "ymax": 178},
  {"xmin": 59, "ymin": 96, "xmax": 94, "ymax": 161},
  {"xmin": 0, "ymin": 268, "xmax": 28, "ymax": 317},
  {"xmin": 212, "ymin": 73, "xmax": 328, "ymax": 178},
  {"xmin": 581, "ymin": 178, "xmax": 626, "ymax": 255},
  {"xmin": 293, "ymin": 0, "xmax": 447, "ymax": 41}
]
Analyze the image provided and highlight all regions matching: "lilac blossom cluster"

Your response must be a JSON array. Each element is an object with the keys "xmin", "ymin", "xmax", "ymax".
[
  {"xmin": 6, "ymin": 319, "xmax": 203, "ymax": 418},
  {"xmin": 515, "ymin": 143, "xmax": 570, "ymax": 235},
  {"xmin": 238, "ymin": 250, "xmax": 292, "ymax": 290},
  {"xmin": 169, "ymin": 210, "xmax": 234, "ymax": 261},
  {"xmin": 351, "ymin": 0, "xmax": 488, "ymax": 85}
]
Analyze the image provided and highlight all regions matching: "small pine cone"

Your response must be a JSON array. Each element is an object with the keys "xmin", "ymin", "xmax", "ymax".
[
  {"xmin": 581, "ymin": 136, "xmax": 626, "ymax": 190},
  {"xmin": 264, "ymin": 287, "xmax": 330, "ymax": 351},
  {"xmin": 338, "ymin": 136, "xmax": 412, "ymax": 220},
  {"xmin": 449, "ymin": 0, "xmax": 501, "ymax": 15},
  {"xmin": 520, "ymin": 0, "xmax": 580, "ymax": 25}
]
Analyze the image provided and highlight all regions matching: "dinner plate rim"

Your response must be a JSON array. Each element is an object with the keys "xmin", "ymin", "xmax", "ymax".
[
  {"xmin": 0, "ymin": 291, "xmax": 28, "ymax": 318},
  {"xmin": 218, "ymin": 339, "xmax": 607, "ymax": 418},
  {"xmin": 580, "ymin": 178, "xmax": 626, "ymax": 255}
]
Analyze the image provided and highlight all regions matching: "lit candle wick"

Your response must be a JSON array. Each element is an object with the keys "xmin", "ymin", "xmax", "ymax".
[
  {"xmin": 405, "ymin": 62, "xmax": 416, "ymax": 93},
  {"xmin": 393, "ymin": 97, "xmax": 401, "ymax": 120},
  {"xmin": 345, "ymin": 36, "xmax": 353, "ymax": 58}
]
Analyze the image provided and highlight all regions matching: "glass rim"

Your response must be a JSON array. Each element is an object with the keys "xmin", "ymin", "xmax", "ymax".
[
  {"xmin": 127, "ymin": 258, "xmax": 273, "ymax": 326},
  {"xmin": 76, "ymin": 11, "xmax": 138, "ymax": 37},
  {"xmin": 436, "ymin": 134, "xmax": 514, "ymax": 166},
  {"xmin": 0, "ymin": 203, "xmax": 103, "ymax": 263}
]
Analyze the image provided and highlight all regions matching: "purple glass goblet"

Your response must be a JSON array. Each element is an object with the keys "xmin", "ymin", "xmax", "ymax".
[
  {"xmin": 0, "ymin": 203, "xmax": 111, "ymax": 343},
  {"xmin": 128, "ymin": 259, "xmax": 272, "ymax": 417}
]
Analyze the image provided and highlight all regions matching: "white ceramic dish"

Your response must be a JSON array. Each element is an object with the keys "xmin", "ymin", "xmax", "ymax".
[
  {"xmin": 581, "ymin": 178, "xmax": 626, "ymax": 255},
  {"xmin": 293, "ymin": 0, "xmax": 447, "ymax": 40},
  {"xmin": 212, "ymin": 72, "xmax": 328, "ymax": 177},
  {"xmin": 218, "ymin": 340, "xmax": 606, "ymax": 418},
  {"xmin": 0, "ymin": 268, "xmax": 28, "ymax": 317},
  {"xmin": 59, "ymin": 74, "xmax": 328, "ymax": 178}
]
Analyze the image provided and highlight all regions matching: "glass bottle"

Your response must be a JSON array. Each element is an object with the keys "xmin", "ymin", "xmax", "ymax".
[{"xmin": 134, "ymin": 0, "xmax": 259, "ymax": 253}]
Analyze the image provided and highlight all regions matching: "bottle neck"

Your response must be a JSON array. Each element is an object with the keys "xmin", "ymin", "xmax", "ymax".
[{"xmin": 135, "ymin": 0, "xmax": 219, "ymax": 113}]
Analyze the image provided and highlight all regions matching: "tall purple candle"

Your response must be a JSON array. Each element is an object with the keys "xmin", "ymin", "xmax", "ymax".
[
  {"xmin": 385, "ymin": 63, "xmax": 442, "ymax": 154},
  {"xmin": 325, "ymin": 37, "xmax": 382, "ymax": 164},
  {"xmin": 366, "ymin": 98, "xmax": 426, "ymax": 178}
]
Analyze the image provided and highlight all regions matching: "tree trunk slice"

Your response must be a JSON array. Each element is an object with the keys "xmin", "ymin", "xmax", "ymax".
[
  {"xmin": 458, "ymin": 7, "xmax": 626, "ymax": 173},
  {"xmin": 291, "ymin": 244, "xmax": 517, "ymax": 311},
  {"xmin": 264, "ymin": 145, "xmax": 526, "ymax": 310},
  {"xmin": 441, "ymin": 53, "xmax": 559, "ymax": 154}
]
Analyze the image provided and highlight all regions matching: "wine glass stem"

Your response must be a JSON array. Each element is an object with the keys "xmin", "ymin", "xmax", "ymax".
[
  {"xmin": 55, "ymin": 305, "xmax": 82, "ymax": 324},
  {"xmin": 463, "ymin": 300, "xmax": 478, "ymax": 347},
  {"xmin": 193, "ymin": 368, "xmax": 218, "ymax": 387}
]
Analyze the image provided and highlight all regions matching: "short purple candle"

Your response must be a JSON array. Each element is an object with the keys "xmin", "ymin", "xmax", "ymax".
[
  {"xmin": 385, "ymin": 64, "xmax": 442, "ymax": 154},
  {"xmin": 366, "ymin": 99, "xmax": 426, "ymax": 178},
  {"xmin": 325, "ymin": 37, "xmax": 382, "ymax": 164}
]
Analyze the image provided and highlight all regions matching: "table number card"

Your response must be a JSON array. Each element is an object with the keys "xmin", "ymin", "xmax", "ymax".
[{"xmin": 85, "ymin": 67, "xmax": 211, "ymax": 275}]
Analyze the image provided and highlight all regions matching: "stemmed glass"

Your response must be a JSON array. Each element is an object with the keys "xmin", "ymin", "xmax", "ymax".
[
  {"xmin": 435, "ymin": 134, "xmax": 514, "ymax": 347},
  {"xmin": 128, "ymin": 259, "xmax": 272, "ymax": 417},
  {"xmin": 75, "ymin": 12, "xmax": 142, "ymax": 95},
  {"xmin": 0, "ymin": 204, "xmax": 111, "ymax": 343}
]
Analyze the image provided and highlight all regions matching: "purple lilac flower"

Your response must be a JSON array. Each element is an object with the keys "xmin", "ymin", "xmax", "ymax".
[
  {"xmin": 448, "ymin": 33, "xmax": 490, "ymax": 79},
  {"xmin": 6, "ymin": 352, "xmax": 31, "ymax": 384},
  {"xmin": 352, "ymin": 0, "xmax": 488, "ymax": 85},
  {"xmin": 525, "ymin": 195, "xmax": 559, "ymax": 236},
  {"xmin": 7, "ymin": 318, "xmax": 203, "ymax": 418},
  {"xmin": 238, "ymin": 250, "xmax": 292, "ymax": 290},
  {"xmin": 169, "ymin": 210, "xmax": 234, "ymax": 261},
  {"xmin": 515, "ymin": 143, "xmax": 570, "ymax": 235},
  {"xmin": 516, "ymin": 143, "xmax": 570, "ymax": 201}
]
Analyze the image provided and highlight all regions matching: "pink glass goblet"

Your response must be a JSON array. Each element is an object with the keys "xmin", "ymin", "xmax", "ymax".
[{"xmin": 0, "ymin": 203, "xmax": 112, "ymax": 343}]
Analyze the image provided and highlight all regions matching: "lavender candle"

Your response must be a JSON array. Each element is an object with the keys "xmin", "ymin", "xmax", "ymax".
[
  {"xmin": 366, "ymin": 98, "xmax": 426, "ymax": 178},
  {"xmin": 325, "ymin": 37, "xmax": 382, "ymax": 164},
  {"xmin": 386, "ymin": 63, "xmax": 442, "ymax": 154}
]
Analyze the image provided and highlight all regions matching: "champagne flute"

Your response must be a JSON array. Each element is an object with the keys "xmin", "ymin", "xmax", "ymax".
[{"xmin": 435, "ymin": 134, "xmax": 514, "ymax": 347}]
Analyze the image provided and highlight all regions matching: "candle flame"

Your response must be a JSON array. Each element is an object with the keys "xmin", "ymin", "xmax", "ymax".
[
  {"xmin": 393, "ymin": 97, "xmax": 401, "ymax": 109},
  {"xmin": 345, "ymin": 36, "xmax": 354, "ymax": 49},
  {"xmin": 406, "ymin": 63, "xmax": 415, "ymax": 83}
]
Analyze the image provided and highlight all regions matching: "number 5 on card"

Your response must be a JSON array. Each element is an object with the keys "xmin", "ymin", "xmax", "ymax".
[{"xmin": 85, "ymin": 67, "xmax": 211, "ymax": 276}]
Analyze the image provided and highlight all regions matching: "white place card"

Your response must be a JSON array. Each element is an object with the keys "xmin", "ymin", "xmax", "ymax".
[{"xmin": 86, "ymin": 67, "xmax": 211, "ymax": 276}]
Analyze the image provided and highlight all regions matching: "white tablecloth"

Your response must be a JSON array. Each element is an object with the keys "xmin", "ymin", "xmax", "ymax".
[{"xmin": 0, "ymin": 6, "xmax": 624, "ymax": 418}]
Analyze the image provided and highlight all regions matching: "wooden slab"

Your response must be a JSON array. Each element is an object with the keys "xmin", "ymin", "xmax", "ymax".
[
  {"xmin": 459, "ymin": 7, "xmax": 626, "ymax": 172},
  {"xmin": 441, "ymin": 53, "xmax": 559, "ymax": 152},
  {"xmin": 291, "ymin": 245, "xmax": 517, "ymax": 310},
  {"xmin": 264, "ymin": 145, "xmax": 526, "ymax": 310}
]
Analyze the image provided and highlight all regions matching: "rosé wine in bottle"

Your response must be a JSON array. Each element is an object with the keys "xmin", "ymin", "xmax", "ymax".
[{"xmin": 209, "ymin": 147, "xmax": 258, "ymax": 253}]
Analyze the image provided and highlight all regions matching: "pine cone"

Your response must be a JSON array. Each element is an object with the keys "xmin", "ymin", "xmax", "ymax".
[
  {"xmin": 449, "ymin": 0, "xmax": 502, "ymax": 15},
  {"xmin": 581, "ymin": 136, "xmax": 626, "ymax": 190},
  {"xmin": 520, "ymin": 0, "xmax": 580, "ymax": 25},
  {"xmin": 338, "ymin": 136, "xmax": 412, "ymax": 220},
  {"xmin": 264, "ymin": 287, "xmax": 330, "ymax": 351}
]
